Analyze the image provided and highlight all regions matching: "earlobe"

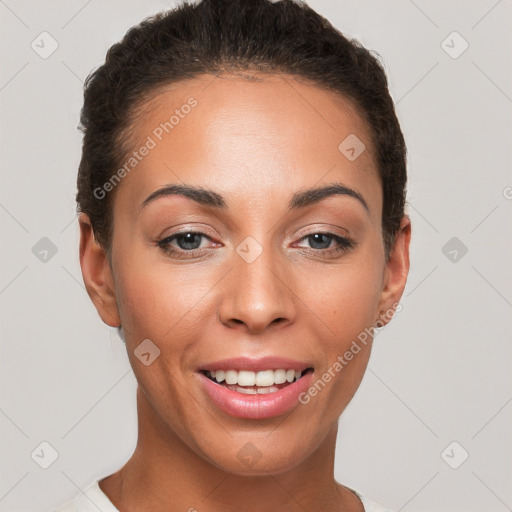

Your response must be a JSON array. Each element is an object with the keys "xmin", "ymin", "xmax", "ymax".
[
  {"xmin": 78, "ymin": 213, "xmax": 121, "ymax": 327},
  {"xmin": 376, "ymin": 215, "xmax": 411, "ymax": 327}
]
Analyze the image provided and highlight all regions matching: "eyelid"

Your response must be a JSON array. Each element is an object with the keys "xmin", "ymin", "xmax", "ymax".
[
  {"xmin": 294, "ymin": 232, "xmax": 354, "ymax": 249},
  {"xmin": 292, "ymin": 223, "xmax": 351, "ymax": 241},
  {"xmin": 157, "ymin": 223, "xmax": 221, "ymax": 241},
  {"xmin": 158, "ymin": 230, "xmax": 219, "ymax": 249},
  {"xmin": 157, "ymin": 225, "xmax": 352, "ymax": 244}
]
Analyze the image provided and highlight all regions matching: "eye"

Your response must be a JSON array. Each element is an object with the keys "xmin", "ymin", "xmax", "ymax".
[
  {"xmin": 295, "ymin": 233, "xmax": 354, "ymax": 254},
  {"xmin": 157, "ymin": 231, "xmax": 216, "ymax": 257},
  {"xmin": 156, "ymin": 230, "xmax": 354, "ymax": 259}
]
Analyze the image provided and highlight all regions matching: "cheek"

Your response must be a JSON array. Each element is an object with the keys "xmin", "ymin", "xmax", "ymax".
[
  {"xmin": 113, "ymin": 253, "xmax": 215, "ymax": 344},
  {"xmin": 304, "ymin": 260, "xmax": 382, "ymax": 338},
  {"xmin": 304, "ymin": 269, "xmax": 380, "ymax": 415},
  {"xmin": 299, "ymin": 248, "xmax": 383, "ymax": 400}
]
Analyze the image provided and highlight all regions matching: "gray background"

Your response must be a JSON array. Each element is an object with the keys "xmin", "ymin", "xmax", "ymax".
[{"xmin": 1, "ymin": 1, "xmax": 511, "ymax": 511}]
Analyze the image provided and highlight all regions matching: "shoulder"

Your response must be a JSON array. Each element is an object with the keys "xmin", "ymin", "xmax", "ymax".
[
  {"xmin": 52, "ymin": 479, "xmax": 119, "ymax": 512},
  {"xmin": 349, "ymin": 487, "xmax": 395, "ymax": 512},
  {"xmin": 53, "ymin": 500, "xmax": 77, "ymax": 512}
]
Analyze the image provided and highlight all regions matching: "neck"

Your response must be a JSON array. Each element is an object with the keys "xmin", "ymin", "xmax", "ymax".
[{"xmin": 99, "ymin": 385, "xmax": 363, "ymax": 512}]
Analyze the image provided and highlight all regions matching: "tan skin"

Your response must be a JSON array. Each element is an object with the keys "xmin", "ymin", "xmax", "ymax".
[{"xmin": 79, "ymin": 73, "xmax": 411, "ymax": 511}]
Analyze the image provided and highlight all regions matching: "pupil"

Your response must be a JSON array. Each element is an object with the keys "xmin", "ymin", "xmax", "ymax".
[
  {"xmin": 309, "ymin": 233, "xmax": 331, "ymax": 249},
  {"xmin": 178, "ymin": 233, "xmax": 202, "ymax": 250}
]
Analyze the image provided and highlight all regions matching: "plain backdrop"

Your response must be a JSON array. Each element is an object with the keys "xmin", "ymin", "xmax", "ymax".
[{"xmin": 0, "ymin": 1, "xmax": 511, "ymax": 511}]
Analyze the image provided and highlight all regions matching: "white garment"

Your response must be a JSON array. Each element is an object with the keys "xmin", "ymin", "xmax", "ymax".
[{"xmin": 53, "ymin": 478, "xmax": 392, "ymax": 512}]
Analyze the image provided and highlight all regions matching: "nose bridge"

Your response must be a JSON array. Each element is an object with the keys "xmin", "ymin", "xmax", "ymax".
[{"xmin": 219, "ymin": 237, "xmax": 296, "ymax": 332}]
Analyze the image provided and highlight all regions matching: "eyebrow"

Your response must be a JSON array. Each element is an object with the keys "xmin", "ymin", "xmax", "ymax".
[
  {"xmin": 288, "ymin": 183, "xmax": 369, "ymax": 212},
  {"xmin": 140, "ymin": 182, "xmax": 369, "ymax": 213},
  {"xmin": 140, "ymin": 184, "xmax": 227, "ymax": 210}
]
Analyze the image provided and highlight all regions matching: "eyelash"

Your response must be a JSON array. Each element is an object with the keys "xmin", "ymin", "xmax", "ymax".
[{"xmin": 156, "ymin": 231, "xmax": 355, "ymax": 258}]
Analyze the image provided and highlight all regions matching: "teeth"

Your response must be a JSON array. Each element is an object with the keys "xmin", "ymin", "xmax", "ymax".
[
  {"xmin": 274, "ymin": 369, "xmax": 287, "ymax": 384},
  {"xmin": 240, "ymin": 370, "xmax": 257, "ymax": 386},
  {"xmin": 207, "ymin": 368, "xmax": 306, "ymax": 386},
  {"xmin": 229, "ymin": 385, "xmax": 280, "ymax": 395},
  {"xmin": 255, "ymin": 370, "xmax": 274, "ymax": 387},
  {"xmin": 257, "ymin": 385, "xmax": 279, "ymax": 394},
  {"xmin": 225, "ymin": 370, "xmax": 238, "ymax": 385}
]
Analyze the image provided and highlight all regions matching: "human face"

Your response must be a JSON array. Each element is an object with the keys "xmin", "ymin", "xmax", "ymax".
[{"xmin": 82, "ymin": 73, "xmax": 409, "ymax": 475}]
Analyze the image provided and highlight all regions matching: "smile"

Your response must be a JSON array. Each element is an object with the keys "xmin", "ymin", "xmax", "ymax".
[
  {"xmin": 202, "ymin": 368, "xmax": 311, "ymax": 394},
  {"xmin": 196, "ymin": 361, "xmax": 315, "ymax": 419}
]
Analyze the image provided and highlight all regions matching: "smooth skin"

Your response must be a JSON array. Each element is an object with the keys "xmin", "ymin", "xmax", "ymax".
[{"xmin": 79, "ymin": 73, "xmax": 411, "ymax": 511}]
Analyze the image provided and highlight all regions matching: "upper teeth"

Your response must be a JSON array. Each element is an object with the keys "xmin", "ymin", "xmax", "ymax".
[{"xmin": 207, "ymin": 369, "xmax": 303, "ymax": 386}]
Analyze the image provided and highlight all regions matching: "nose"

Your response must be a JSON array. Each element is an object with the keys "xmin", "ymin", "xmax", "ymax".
[{"xmin": 218, "ymin": 245, "xmax": 297, "ymax": 334}]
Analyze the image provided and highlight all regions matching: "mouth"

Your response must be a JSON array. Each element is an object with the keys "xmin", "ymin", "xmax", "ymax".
[
  {"xmin": 196, "ymin": 356, "xmax": 316, "ymax": 418},
  {"xmin": 199, "ymin": 367, "xmax": 315, "ymax": 395}
]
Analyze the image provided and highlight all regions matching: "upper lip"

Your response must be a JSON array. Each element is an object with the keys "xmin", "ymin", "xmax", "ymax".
[{"xmin": 197, "ymin": 356, "xmax": 313, "ymax": 373}]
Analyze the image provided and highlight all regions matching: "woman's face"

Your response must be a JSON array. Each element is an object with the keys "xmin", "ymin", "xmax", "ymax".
[{"xmin": 80, "ymin": 73, "xmax": 410, "ymax": 475}]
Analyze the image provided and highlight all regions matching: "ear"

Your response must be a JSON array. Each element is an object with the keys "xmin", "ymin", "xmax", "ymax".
[
  {"xmin": 375, "ymin": 215, "xmax": 411, "ymax": 327},
  {"xmin": 78, "ymin": 212, "xmax": 121, "ymax": 327}
]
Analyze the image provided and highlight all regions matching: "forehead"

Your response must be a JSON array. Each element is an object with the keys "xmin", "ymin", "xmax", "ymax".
[{"xmin": 115, "ymin": 73, "xmax": 381, "ymax": 219}]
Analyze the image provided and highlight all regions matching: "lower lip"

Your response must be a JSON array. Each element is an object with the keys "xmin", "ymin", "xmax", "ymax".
[{"xmin": 196, "ymin": 370, "xmax": 314, "ymax": 419}]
